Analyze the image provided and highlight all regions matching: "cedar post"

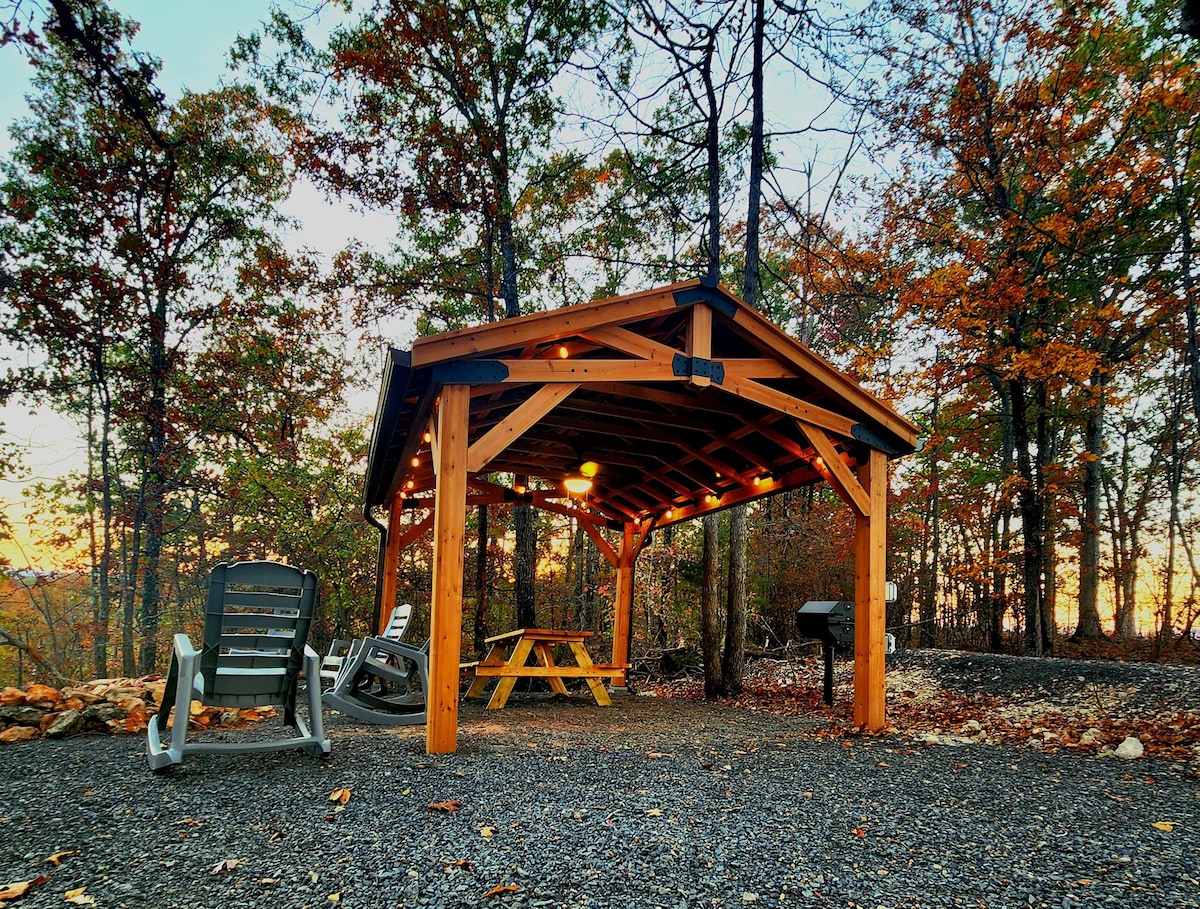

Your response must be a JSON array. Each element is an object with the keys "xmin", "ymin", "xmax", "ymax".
[
  {"xmin": 426, "ymin": 384, "xmax": 470, "ymax": 754},
  {"xmin": 853, "ymin": 448, "xmax": 888, "ymax": 731},
  {"xmin": 378, "ymin": 491, "xmax": 406, "ymax": 635},
  {"xmin": 610, "ymin": 522, "xmax": 637, "ymax": 685},
  {"xmin": 687, "ymin": 303, "xmax": 713, "ymax": 388}
]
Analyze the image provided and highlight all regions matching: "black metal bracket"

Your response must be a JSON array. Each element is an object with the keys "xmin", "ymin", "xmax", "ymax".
[
  {"xmin": 671, "ymin": 353, "xmax": 725, "ymax": 385},
  {"xmin": 431, "ymin": 360, "xmax": 510, "ymax": 384},
  {"xmin": 849, "ymin": 421, "xmax": 903, "ymax": 456},
  {"xmin": 672, "ymin": 277, "xmax": 739, "ymax": 319}
]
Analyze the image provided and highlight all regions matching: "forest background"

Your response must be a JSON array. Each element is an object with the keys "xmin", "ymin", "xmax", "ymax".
[{"xmin": 0, "ymin": 0, "xmax": 1197, "ymax": 692}]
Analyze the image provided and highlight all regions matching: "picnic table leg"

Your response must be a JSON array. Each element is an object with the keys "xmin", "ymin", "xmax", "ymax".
[
  {"xmin": 568, "ymin": 641, "xmax": 612, "ymax": 707},
  {"xmin": 486, "ymin": 637, "xmax": 535, "ymax": 710},
  {"xmin": 533, "ymin": 643, "xmax": 570, "ymax": 696},
  {"xmin": 466, "ymin": 644, "xmax": 506, "ymax": 699}
]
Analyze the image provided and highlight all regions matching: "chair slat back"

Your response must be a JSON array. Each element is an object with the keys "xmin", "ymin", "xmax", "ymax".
[
  {"xmin": 381, "ymin": 603, "xmax": 413, "ymax": 641},
  {"xmin": 200, "ymin": 561, "xmax": 317, "ymax": 707}
]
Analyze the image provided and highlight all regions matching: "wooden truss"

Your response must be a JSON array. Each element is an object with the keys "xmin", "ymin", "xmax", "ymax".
[{"xmin": 363, "ymin": 278, "xmax": 920, "ymax": 753}]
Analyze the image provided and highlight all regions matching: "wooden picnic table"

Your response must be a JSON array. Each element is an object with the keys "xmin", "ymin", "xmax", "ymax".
[{"xmin": 463, "ymin": 628, "xmax": 625, "ymax": 710}]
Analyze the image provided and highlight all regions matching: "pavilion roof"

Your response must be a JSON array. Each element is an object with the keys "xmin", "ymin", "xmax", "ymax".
[{"xmin": 364, "ymin": 278, "xmax": 919, "ymax": 528}]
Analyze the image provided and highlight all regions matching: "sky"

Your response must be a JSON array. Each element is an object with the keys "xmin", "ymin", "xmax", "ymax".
[{"xmin": 0, "ymin": 1, "xmax": 398, "ymax": 567}]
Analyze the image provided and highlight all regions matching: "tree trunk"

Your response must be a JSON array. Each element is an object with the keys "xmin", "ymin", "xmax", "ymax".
[
  {"xmin": 990, "ymin": 505, "xmax": 1011, "ymax": 651},
  {"xmin": 138, "ymin": 295, "xmax": 169, "ymax": 674},
  {"xmin": 1037, "ymin": 387, "xmax": 1055, "ymax": 655},
  {"xmin": 473, "ymin": 503, "xmax": 488, "ymax": 656},
  {"xmin": 991, "ymin": 379, "xmax": 1016, "ymax": 652},
  {"xmin": 700, "ymin": 512, "xmax": 722, "ymax": 698},
  {"xmin": 584, "ymin": 530, "xmax": 599, "ymax": 630},
  {"xmin": 1167, "ymin": 132, "xmax": 1200, "ymax": 428},
  {"xmin": 719, "ymin": 0, "xmax": 764, "ymax": 697},
  {"xmin": 122, "ymin": 489, "xmax": 142, "ymax": 677},
  {"xmin": 741, "ymin": 0, "xmax": 764, "ymax": 310},
  {"xmin": 721, "ymin": 504, "xmax": 747, "ymax": 696},
  {"xmin": 1011, "ymin": 378, "xmax": 1045, "ymax": 655},
  {"xmin": 1074, "ymin": 371, "xmax": 1106, "ymax": 639},
  {"xmin": 513, "ymin": 500, "xmax": 536, "ymax": 629},
  {"xmin": 920, "ymin": 374, "xmax": 941, "ymax": 647},
  {"xmin": 1162, "ymin": 383, "xmax": 1186, "ymax": 651}
]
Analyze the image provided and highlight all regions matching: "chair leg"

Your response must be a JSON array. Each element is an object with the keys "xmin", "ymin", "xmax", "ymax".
[
  {"xmin": 302, "ymin": 648, "xmax": 331, "ymax": 757},
  {"xmin": 147, "ymin": 640, "xmax": 199, "ymax": 771}
]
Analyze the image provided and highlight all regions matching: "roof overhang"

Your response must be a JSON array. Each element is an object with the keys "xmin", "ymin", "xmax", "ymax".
[{"xmin": 364, "ymin": 278, "xmax": 919, "ymax": 528}]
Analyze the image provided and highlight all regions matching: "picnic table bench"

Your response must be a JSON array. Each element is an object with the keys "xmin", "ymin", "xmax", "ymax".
[{"xmin": 462, "ymin": 628, "xmax": 626, "ymax": 710}]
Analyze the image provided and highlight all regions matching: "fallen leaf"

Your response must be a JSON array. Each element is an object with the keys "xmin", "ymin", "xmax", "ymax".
[
  {"xmin": 211, "ymin": 858, "xmax": 243, "ymax": 874},
  {"xmin": 328, "ymin": 788, "xmax": 352, "ymax": 804},
  {"xmin": 0, "ymin": 877, "xmax": 50, "ymax": 901},
  {"xmin": 44, "ymin": 851, "xmax": 79, "ymax": 866},
  {"xmin": 479, "ymin": 826, "xmax": 497, "ymax": 838},
  {"xmin": 644, "ymin": 808, "xmax": 663, "ymax": 817},
  {"xmin": 327, "ymin": 893, "xmax": 341, "ymax": 903},
  {"xmin": 427, "ymin": 800, "xmax": 462, "ymax": 813},
  {"xmin": 64, "ymin": 888, "xmax": 86, "ymax": 899},
  {"xmin": 1151, "ymin": 821, "xmax": 1174, "ymax": 832},
  {"xmin": 483, "ymin": 883, "xmax": 520, "ymax": 898},
  {"xmin": 64, "ymin": 887, "xmax": 95, "ymax": 906},
  {"xmin": 445, "ymin": 859, "xmax": 474, "ymax": 872},
  {"xmin": 851, "ymin": 828, "xmax": 867, "ymax": 837}
]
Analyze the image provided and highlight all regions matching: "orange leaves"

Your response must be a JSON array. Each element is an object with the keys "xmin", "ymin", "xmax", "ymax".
[
  {"xmin": 0, "ymin": 876, "xmax": 50, "ymax": 902},
  {"xmin": 64, "ymin": 886, "xmax": 94, "ymax": 906},
  {"xmin": 328, "ymin": 788, "xmax": 352, "ymax": 805},
  {"xmin": 483, "ymin": 884, "xmax": 520, "ymax": 898},
  {"xmin": 426, "ymin": 800, "xmax": 462, "ymax": 813}
]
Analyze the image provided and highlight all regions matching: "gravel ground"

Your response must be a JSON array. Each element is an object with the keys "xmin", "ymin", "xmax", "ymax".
[
  {"xmin": 888, "ymin": 649, "xmax": 1200, "ymax": 714},
  {"xmin": 2, "ymin": 660, "xmax": 1198, "ymax": 909}
]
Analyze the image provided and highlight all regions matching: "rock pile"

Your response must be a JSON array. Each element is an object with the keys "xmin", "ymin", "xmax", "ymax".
[{"xmin": 0, "ymin": 678, "xmax": 276, "ymax": 743}]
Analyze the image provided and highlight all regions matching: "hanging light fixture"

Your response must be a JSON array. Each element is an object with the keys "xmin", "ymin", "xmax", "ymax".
[{"xmin": 564, "ymin": 460, "xmax": 600, "ymax": 495}]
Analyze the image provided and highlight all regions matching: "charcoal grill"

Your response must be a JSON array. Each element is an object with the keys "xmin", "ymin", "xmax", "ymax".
[{"xmin": 795, "ymin": 600, "xmax": 855, "ymax": 706}]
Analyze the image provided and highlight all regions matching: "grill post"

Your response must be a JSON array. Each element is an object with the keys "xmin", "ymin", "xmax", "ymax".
[{"xmin": 822, "ymin": 643, "xmax": 835, "ymax": 706}]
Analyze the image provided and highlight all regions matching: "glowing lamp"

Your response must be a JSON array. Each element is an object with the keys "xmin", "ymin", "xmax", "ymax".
[{"xmin": 564, "ymin": 460, "xmax": 600, "ymax": 495}]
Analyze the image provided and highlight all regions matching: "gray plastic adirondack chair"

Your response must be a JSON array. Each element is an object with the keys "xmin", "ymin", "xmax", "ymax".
[
  {"xmin": 146, "ymin": 561, "xmax": 331, "ymax": 770},
  {"xmin": 318, "ymin": 603, "xmax": 413, "ymax": 689},
  {"xmin": 324, "ymin": 604, "xmax": 428, "ymax": 726}
]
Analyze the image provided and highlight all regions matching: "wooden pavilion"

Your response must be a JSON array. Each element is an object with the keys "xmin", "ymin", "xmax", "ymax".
[{"xmin": 363, "ymin": 277, "xmax": 920, "ymax": 754}]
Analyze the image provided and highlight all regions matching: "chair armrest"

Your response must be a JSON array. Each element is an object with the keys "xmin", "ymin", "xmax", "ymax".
[
  {"xmin": 173, "ymin": 632, "xmax": 198, "ymax": 660},
  {"xmin": 362, "ymin": 636, "xmax": 427, "ymax": 665}
]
